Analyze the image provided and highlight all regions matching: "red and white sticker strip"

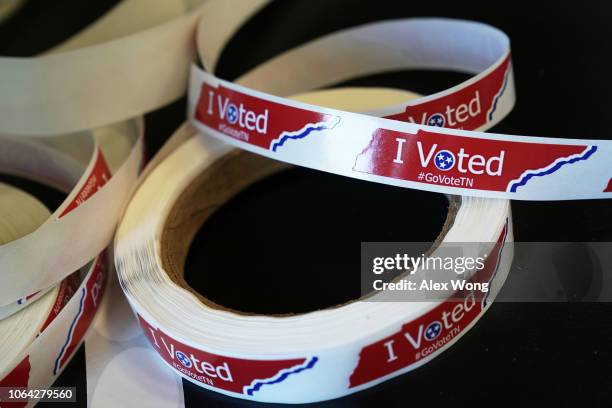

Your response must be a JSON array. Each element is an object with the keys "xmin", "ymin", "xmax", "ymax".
[
  {"xmin": 0, "ymin": 0, "xmax": 226, "ymax": 405},
  {"xmin": 0, "ymin": 126, "xmax": 140, "ymax": 406},
  {"xmin": 130, "ymin": 222, "xmax": 510, "ymax": 402},
  {"xmin": 0, "ymin": 126, "xmax": 143, "ymax": 311},
  {"xmin": 116, "ymin": 129, "xmax": 512, "ymax": 404},
  {"xmin": 0, "ymin": 252, "xmax": 108, "ymax": 408},
  {"xmin": 113, "ymin": 4, "xmax": 523, "ymax": 404},
  {"xmin": 114, "ymin": 0, "xmax": 605, "ymax": 405},
  {"xmin": 120, "ymin": 4, "xmax": 612, "ymax": 403},
  {"xmin": 186, "ymin": 14, "xmax": 612, "ymax": 201},
  {"xmin": 189, "ymin": 63, "xmax": 612, "ymax": 201}
]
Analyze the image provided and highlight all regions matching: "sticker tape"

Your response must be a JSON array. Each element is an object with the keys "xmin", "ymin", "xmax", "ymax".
[
  {"xmin": 2, "ymin": 0, "xmax": 608, "ymax": 404},
  {"xmin": 0, "ymin": 252, "xmax": 107, "ymax": 408},
  {"xmin": 0, "ymin": 125, "xmax": 142, "ymax": 309},
  {"xmin": 0, "ymin": 0, "xmax": 221, "ymax": 310},
  {"xmin": 108, "ymin": 0, "xmax": 515, "ymax": 403},
  {"xmin": 116, "ymin": 130, "xmax": 513, "ymax": 403},
  {"xmin": 0, "ymin": 127, "xmax": 126, "ymax": 404},
  {"xmin": 188, "ymin": 17, "xmax": 612, "ymax": 200},
  {"xmin": 0, "ymin": 0, "xmax": 208, "ymax": 136},
  {"xmin": 115, "ymin": 0, "xmax": 608, "ymax": 403},
  {"xmin": 0, "ymin": 1, "xmax": 215, "ymax": 404},
  {"xmin": 0, "ymin": 182, "xmax": 108, "ymax": 408},
  {"xmin": 111, "ymin": 2, "xmax": 515, "ymax": 403}
]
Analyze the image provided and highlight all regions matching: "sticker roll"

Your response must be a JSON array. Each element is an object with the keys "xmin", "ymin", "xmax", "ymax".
[
  {"xmin": 0, "ymin": 182, "xmax": 108, "ymax": 408},
  {"xmin": 0, "ymin": 0, "xmax": 208, "ymax": 308},
  {"xmin": 0, "ymin": 1, "xmax": 227, "ymax": 403},
  {"xmin": 0, "ymin": 0, "xmax": 212, "ymax": 136},
  {"xmin": 116, "ymin": 0, "xmax": 607, "ymax": 402},
  {"xmin": 0, "ymin": 183, "xmax": 56, "ymax": 325},
  {"xmin": 0, "ymin": 253, "xmax": 108, "ymax": 408},
  {"xmin": 0, "ymin": 122, "xmax": 142, "ymax": 309},
  {"xmin": 116, "ymin": 2, "xmax": 516, "ymax": 402},
  {"xmin": 188, "ymin": 7, "xmax": 612, "ymax": 200},
  {"xmin": 116, "ymin": 123, "xmax": 512, "ymax": 402}
]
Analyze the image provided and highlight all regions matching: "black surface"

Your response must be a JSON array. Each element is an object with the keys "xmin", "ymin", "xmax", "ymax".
[{"xmin": 2, "ymin": 0, "xmax": 612, "ymax": 407}]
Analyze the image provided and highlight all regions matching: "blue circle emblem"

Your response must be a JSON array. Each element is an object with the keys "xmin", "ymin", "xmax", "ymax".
[
  {"xmin": 425, "ymin": 321, "xmax": 442, "ymax": 341},
  {"xmin": 427, "ymin": 113, "xmax": 445, "ymax": 127},
  {"xmin": 227, "ymin": 104, "xmax": 239, "ymax": 124},
  {"xmin": 434, "ymin": 150, "xmax": 455, "ymax": 171},
  {"xmin": 175, "ymin": 351, "xmax": 192, "ymax": 368}
]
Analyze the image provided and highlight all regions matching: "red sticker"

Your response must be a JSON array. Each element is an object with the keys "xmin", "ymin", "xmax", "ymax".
[
  {"xmin": 0, "ymin": 357, "xmax": 30, "ymax": 408},
  {"xmin": 384, "ymin": 56, "xmax": 512, "ymax": 131},
  {"xmin": 349, "ymin": 221, "xmax": 508, "ymax": 388},
  {"xmin": 59, "ymin": 149, "xmax": 111, "ymax": 218},
  {"xmin": 39, "ymin": 273, "xmax": 81, "ymax": 333},
  {"xmin": 53, "ymin": 253, "xmax": 107, "ymax": 375},
  {"xmin": 195, "ymin": 82, "xmax": 339, "ymax": 152},
  {"xmin": 138, "ymin": 315, "xmax": 318, "ymax": 396},
  {"xmin": 353, "ymin": 128, "xmax": 591, "ymax": 193}
]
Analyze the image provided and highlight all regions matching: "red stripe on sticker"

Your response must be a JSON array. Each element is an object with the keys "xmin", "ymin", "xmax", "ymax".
[
  {"xmin": 385, "ymin": 56, "xmax": 511, "ymax": 130},
  {"xmin": 195, "ymin": 82, "xmax": 339, "ymax": 152},
  {"xmin": 24, "ymin": 291, "xmax": 40, "ymax": 302},
  {"xmin": 59, "ymin": 148, "xmax": 111, "ymax": 218},
  {"xmin": 0, "ymin": 357, "xmax": 30, "ymax": 408},
  {"xmin": 348, "ymin": 222, "xmax": 508, "ymax": 388},
  {"xmin": 138, "ymin": 315, "xmax": 316, "ymax": 396},
  {"xmin": 39, "ymin": 273, "xmax": 81, "ymax": 333},
  {"xmin": 54, "ymin": 254, "xmax": 107, "ymax": 373},
  {"xmin": 353, "ymin": 128, "xmax": 589, "ymax": 192}
]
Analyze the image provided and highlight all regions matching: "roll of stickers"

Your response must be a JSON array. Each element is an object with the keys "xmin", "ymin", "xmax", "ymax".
[
  {"xmin": 115, "ymin": 1, "xmax": 510, "ymax": 403},
  {"xmin": 115, "ymin": 0, "xmax": 612, "ymax": 403},
  {"xmin": 188, "ymin": 15, "xmax": 612, "ymax": 201},
  {"xmin": 0, "ymin": 0, "xmax": 601, "ymax": 404},
  {"xmin": 0, "ymin": 0, "xmax": 202, "ymax": 310},
  {"xmin": 0, "ymin": 182, "xmax": 108, "ymax": 408},
  {"xmin": 0, "ymin": 57, "xmax": 137, "ymax": 408},
  {"xmin": 0, "ymin": 123, "xmax": 126, "ymax": 404},
  {"xmin": 116, "ymin": 128, "xmax": 513, "ymax": 403},
  {"xmin": 0, "ymin": 0, "xmax": 211, "ymax": 402},
  {"xmin": 0, "ymin": 124, "xmax": 142, "ymax": 311},
  {"xmin": 0, "ymin": 0, "xmax": 209, "ymax": 311},
  {"xmin": 0, "ymin": 0, "xmax": 209, "ymax": 136},
  {"xmin": 0, "ymin": 0, "xmax": 221, "ymax": 311}
]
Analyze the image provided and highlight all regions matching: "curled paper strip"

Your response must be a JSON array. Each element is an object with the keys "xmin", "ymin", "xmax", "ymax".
[
  {"xmin": 0, "ymin": 1, "xmax": 212, "ymax": 404},
  {"xmin": 0, "ymin": 126, "xmax": 142, "ymax": 308},
  {"xmin": 120, "ymin": 0, "xmax": 607, "ymax": 402},
  {"xmin": 116, "ymin": 2, "xmax": 519, "ymax": 403},
  {"xmin": 2, "ymin": 0, "xmax": 607, "ymax": 404},
  {"xmin": 188, "ymin": 16, "xmax": 612, "ymax": 200},
  {"xmin": 116, "ymin": 128, "xmax": 513, "ymax": 403},
  {"xmin": 0, "ymin": 0, "xmax": 208, "ymax": 136},
  {"xmin": 0, "ymin": 252, "xmax": 108, "ymax": 408},
  {"xmin": 0, "ymin": 184, "xmax": 108, "ymax": 408},
  {"xmin": 0, "ymin": 0, "xmax": 209, "ymax": 308}
]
